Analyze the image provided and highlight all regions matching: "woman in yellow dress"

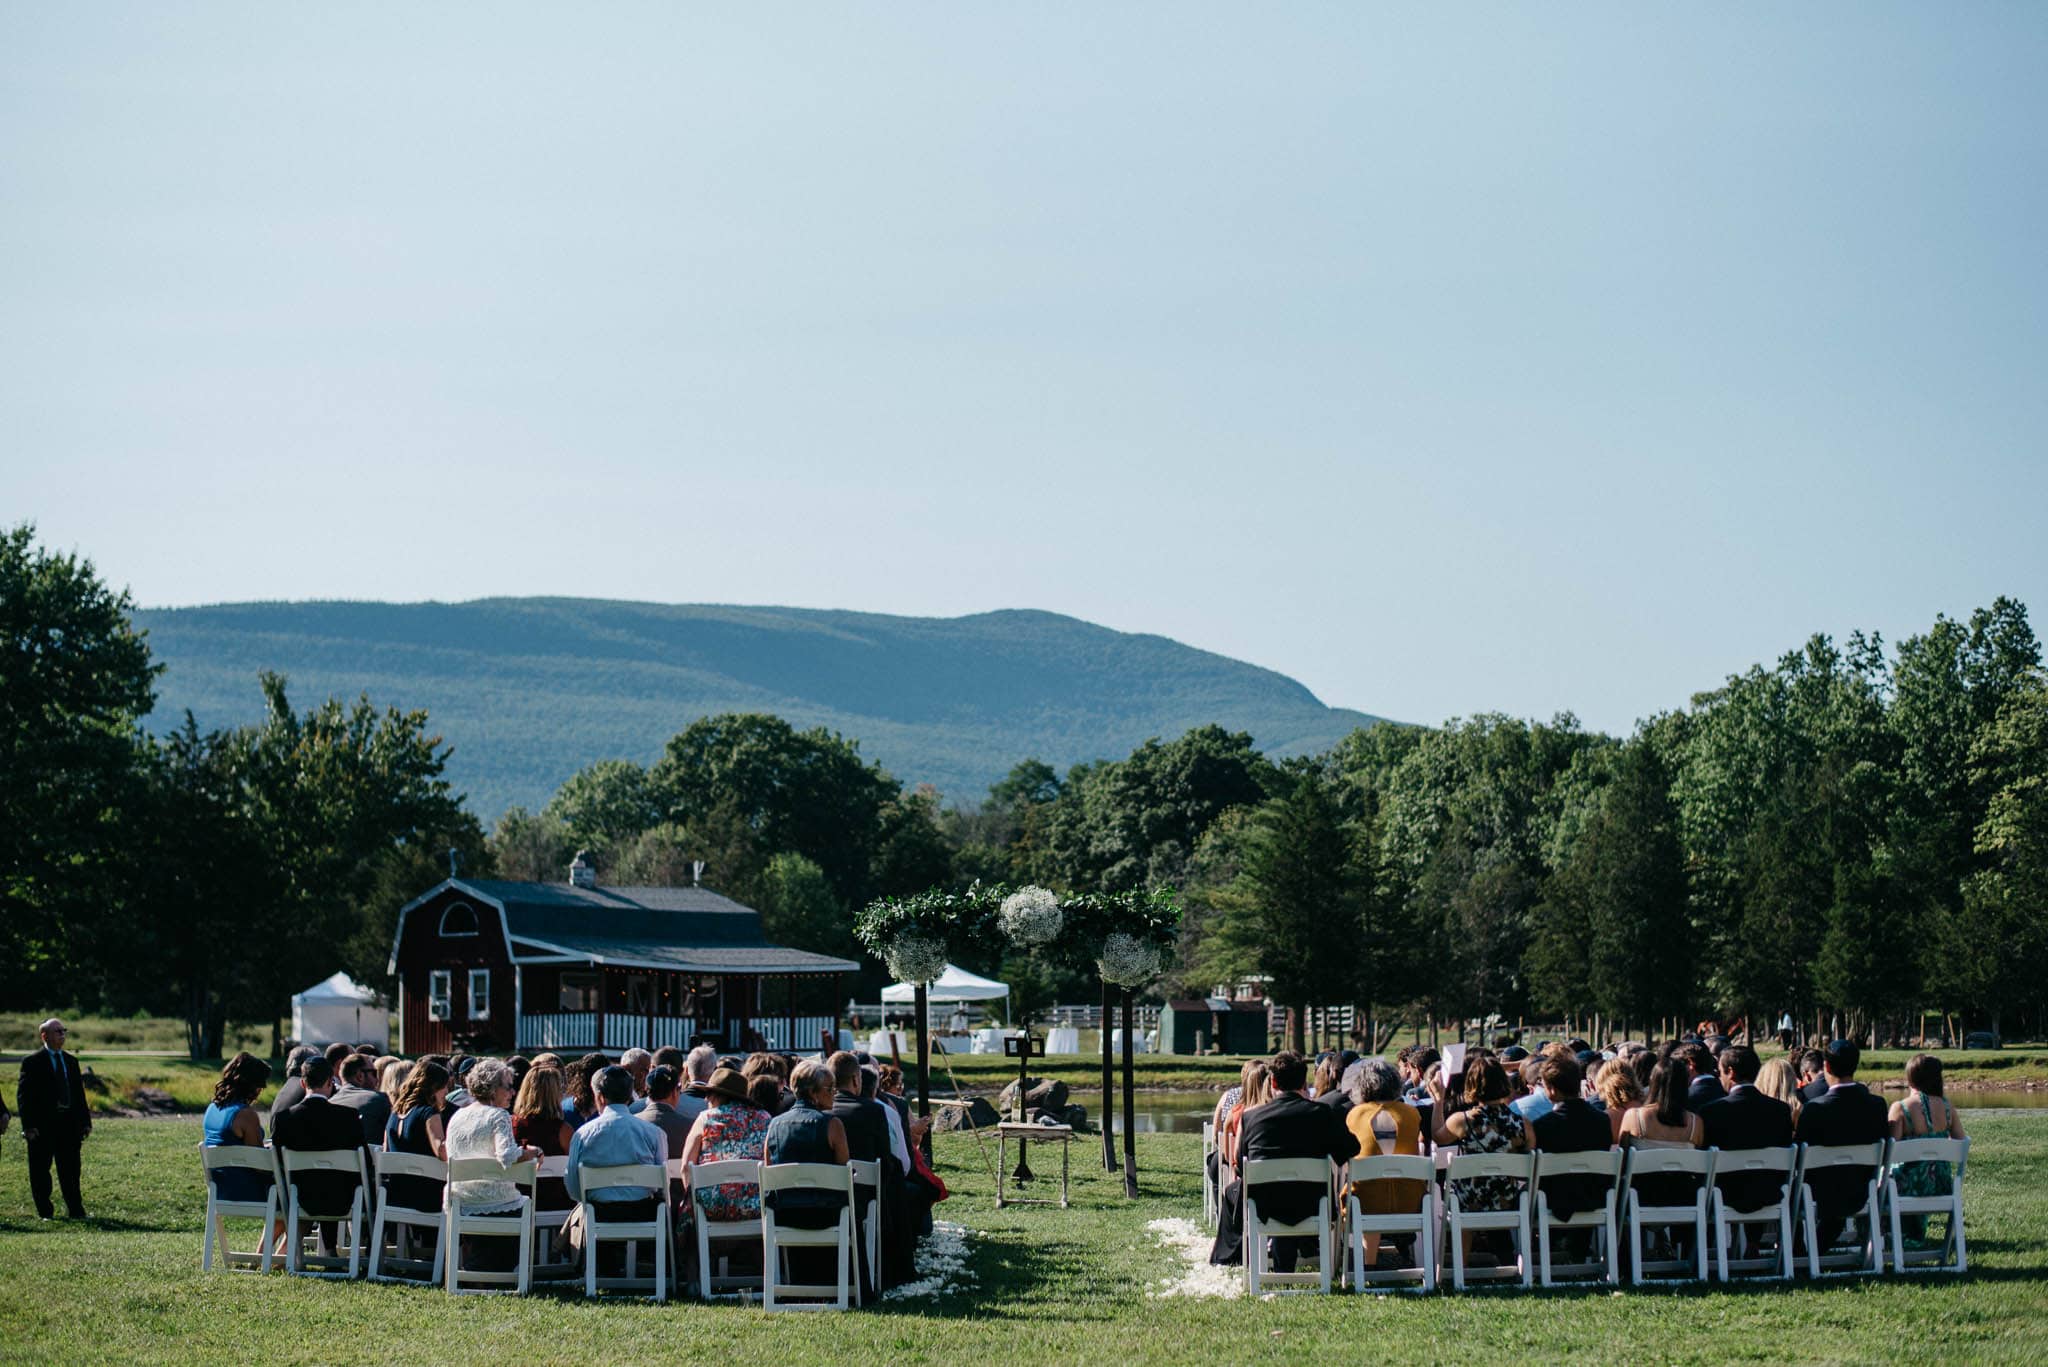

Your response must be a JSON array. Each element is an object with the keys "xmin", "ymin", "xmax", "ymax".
[{"xmin": 1344, "ymin": 1057, "xmax": 1423, "ymax": 1271}]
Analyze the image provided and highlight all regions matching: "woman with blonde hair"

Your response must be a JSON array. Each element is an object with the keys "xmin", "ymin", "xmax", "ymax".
[
  {"xmin": 1754, "ymin": 1057, "xmax": 1803, "ymax": 1126},
  {"xmin": 1596, "ymin": 1057, "xmax": 1645, "ymax": 1145},
  {"xmin": 510, "ymin": 1065, "xmax": 574, "ymax": 1214},
  {"xmin": 1220, "ymin": 1060, "xmax": 1271, "ymax": 1170}
]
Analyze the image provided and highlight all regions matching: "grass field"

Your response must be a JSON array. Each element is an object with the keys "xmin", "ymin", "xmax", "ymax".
[{"xmin": 0, "ymin": 1109, "xmax": 2042, "ymax": 1365}]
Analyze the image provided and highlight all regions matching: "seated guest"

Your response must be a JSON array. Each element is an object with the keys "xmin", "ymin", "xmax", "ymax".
[
  {"xmin": 562, "ymin": 1056, "xmax": 603, "ymax": 1131},
  {"xmin": 679, "ymin": 1067, "xmax": 771, "ymax": 1230},
  {"xmin": 1754, "ymin": 1057, "xmax": 1805, "ymax": 1126},
  {"xmin": 743, "ymin": 1052, "xmax": 792, "ymax": 1115},
  {"xmin": 510, "ymin": 1065, "xmax": 574, "ymax": 1216},
  {"xmin": 1795, "ymin": 1039, "xmax": 1890, "ymax": 1252},
  {"xmin": 639, "ymin": 1065, "xmax": 701, "ymax": 1153},
  {"xmin": 377, "ymin": 1057, "xmax": 410, "ymax": 1113},
  {"xmin": 1595, "ymin": 1059, "xmax": 1644, "ymax": 1145},
  {"xmin": 683, "ymin": 1045, "xmax": 719, "ymax": 1100},
  {"xmin": 1344, "ymin": 1057, "xmax": 1423, "ymax": 1270},
  {"xmin": 1795, "ymin": 1048, "xmax": 1830, "ymax": 1104},
  {"xmin": 323, "ymin": 1041, "xmax": 354, "ymax": 1079},
  {"xmin": 1510, "ymin": 1054, "xmax": 1553, "ymax": 1122},
  {"xmin": 1432, "ymin": 1054, "xmax": 1534, "ymax": 1221},
  {"xmin": 1697, "ymin": 1044, "xmax": 1794, "ymax": 1214},
  {"xmin": 446, "ymin": 1055, "xmax": 478, "ymax": 1110},
  {"xmin": 1212, "ymin": 1057, "xmax": 1259, "ymax": 1136},
  {"xmin": 1682, "ymin": 1042, "xmax": 1725, "ymax": 1111},
  {"xmin": 1209, "ymin": 1051, "xmax": 1359, "ymax": 1271},
  {"xmin": 1531, "ymin": 1054, "xmax": 1613, "ymax": 1221},
  {"xmin": 1312, "ymin": 1055, "xmax": 1347, "ymax": 1112},
  {"xmin": 828, "ymin": 1051, "xmax": 899, "ymax": 1292},
  {"xmin": 266, "ymin": 1046, "xmax": 320, "ymax": 1139},
  {"xmin": 505, "ymin": 1055, "xmax": 532, "ymax": 1094},
  {"xmin": 383, "ymin": 1061, "xmax": 449, "ymax": 1216},
  {"xmin": 566, "ymin": 1066, "xmax": 668, "ymax": 1270},
  {"xmin": 445, "ymin": 1059, "xmax": 543, "ymax": 1269},
  {"xmin": 272, "ymin": 1056, "xmax": 372, "ymax": 1254},
  {"xmin": 1620, "ymin": 1057, "xmax": 1703, "ymax": 1212},
  {"xmin": 763, "ymin": 1058, "xmax": 852, "ymax": 1284},
  {"xmin": 1889, "ymin": 1053, "xmax": 1966, "ymax": 1240},
  {"xmin": 331, "ymin": 1053, "xmax": 393, "ymax": 1147},
  {"xmin": 1221, "ymin": 1062, "xmax": 1271, "ymax": 1170},
  {"xmin": 619, "ymin": 1049, "xmax": 654, "ymax": 1113},
  {"xmin": 202, "ymin": 1053, "xmax": 278, "ymax": 1245}
]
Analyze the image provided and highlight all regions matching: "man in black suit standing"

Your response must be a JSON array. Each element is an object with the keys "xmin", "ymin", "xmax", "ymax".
[
  {"xmin": 329, "ymin": 1054, "xmax": 393, "ymax": 1147},
  {"xmin": 1697, "ymin": 1044, "xmax": 1794, "ymax": 1214},
  {"xmin": 17, "ymin": 1018, "xmax": 91, "ymax": 1220},
  {"xmin": 1682, "ymin": 1042, "xmax": 1726, "ymax": 1111},
  {"xmin": 1234, "ymin": 1051, "xmax": 1360, "ymax": 1273},
  {"xmin": 271, "ymin": 1056, "xmax": 372, "ymax": 1254},
  {"xmin": 1794, "ymin": 1039, "xmax": 1889, "ymax": 1252}
]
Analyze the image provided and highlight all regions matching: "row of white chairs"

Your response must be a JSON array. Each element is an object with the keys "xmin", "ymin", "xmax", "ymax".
[
  {"xmin": 200, "ymin": 1145, "xmax": 885, "ymax": 1310},
  {"xmin": 1206, "ymin": 1134, "xmax": 1966, "ymax": 1295}
]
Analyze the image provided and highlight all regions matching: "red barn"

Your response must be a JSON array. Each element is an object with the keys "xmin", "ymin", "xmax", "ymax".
[{"xmin": 387, "ymin": 864, "xmax": 858, "ymax": 1056}]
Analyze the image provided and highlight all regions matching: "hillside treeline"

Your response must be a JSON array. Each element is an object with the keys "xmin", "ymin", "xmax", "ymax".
[{"xmin": 5, "ymin": 523, "xmax": 2046, "ymax": 1055}]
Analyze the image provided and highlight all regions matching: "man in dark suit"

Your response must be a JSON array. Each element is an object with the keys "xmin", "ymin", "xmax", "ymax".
[
  {"xmin": 271, "ymin": 1056, "xmax": 372, "ymax": 1253},
  {"xmin": 1682, "ymin": 1042, "xmax": 1726, "ymax": 1111},
  {"xmin": 329, "ymin": 1054, "xmax": 392, "ymax": 1147},
  {"xmin": 1531, "ymin": 1054, "xmax": 1613, "ymax": 1214},
  {"xmin": 1796, "ymin": 1049, "xmax": 1830, "ymax": 1104},
  {"xmin": 266, "ymin": 1045, "xmax": 320, "ymax": 1141},
  {"xmin": 828, "ymin": 1051, "xmax": 894, "ymax": 1296},
  {"xmin": 1794, "ymin": 1039, "xmax": 1889, "ymax": 1251},
  {"xmin": 1234, "ymin": 1051, "xmax": 1360, "ymax": 1272},
  {"xmin": 16, "ymin": 1018, "xmax": 92, "ymax": 1219},
  {"xmin": 1697, "ymin": 1044, "xmax": 1794, "ymax": 1213}
]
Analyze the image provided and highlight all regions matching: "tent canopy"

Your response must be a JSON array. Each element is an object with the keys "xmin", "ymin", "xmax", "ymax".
[
  {"xmin": 881, "ymin": 963, "xmax": 1010, "ymax": 1005},
  {"xmin": 293, "ymin": 971, "xmax": 379, "ymax": 1005}
]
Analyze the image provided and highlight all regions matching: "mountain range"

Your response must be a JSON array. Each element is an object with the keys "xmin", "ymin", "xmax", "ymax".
[{"xmin": 131, "ymin": 598, "xmax": 1388, "ymax": 820}]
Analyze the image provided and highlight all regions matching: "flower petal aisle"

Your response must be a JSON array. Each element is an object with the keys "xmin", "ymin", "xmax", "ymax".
[
  {"xmin": 883, "ymin": 1220, "xmax": 978, "ymax": 1301},
  {"xmin": 1145, "ymin": 1217, "xmax": 1243, "ymax": 1300}
]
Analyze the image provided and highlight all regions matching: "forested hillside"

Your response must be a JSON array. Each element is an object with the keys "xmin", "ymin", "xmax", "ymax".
[{"xmin": 132, "ymin": 598, "xmax": 1385, "ymax": 817}]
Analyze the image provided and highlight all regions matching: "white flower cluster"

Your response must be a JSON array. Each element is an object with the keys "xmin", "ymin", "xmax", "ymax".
[
  {"xmin": 1145, "ymin": 1217, "xmax": 1244, "ymax": 1299},
  {"xmin": 884, "ymin": 930, "xmax": 949, "ymax": 985},
  {"xmin": 1096, "ymin": 932, "xmax": 1161, "ymax": 987},
  {"xmin": 882, "ymin": 1220, "xmax": 977, "ymax": 1301},
  {"xmin": 997, "ymin": 885, "xmax": 1063, "ymax": 946}
]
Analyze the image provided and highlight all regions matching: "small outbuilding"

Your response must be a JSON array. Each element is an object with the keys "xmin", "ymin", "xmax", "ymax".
[{"xmin": 1159, "ymin": 996, "xmax": 1270, "ymax": 1055}]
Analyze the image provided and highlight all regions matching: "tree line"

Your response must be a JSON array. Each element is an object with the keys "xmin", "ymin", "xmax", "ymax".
[{"xmin": 5, "ymin": 521, "xmax": 2044, "ymax": 1055}]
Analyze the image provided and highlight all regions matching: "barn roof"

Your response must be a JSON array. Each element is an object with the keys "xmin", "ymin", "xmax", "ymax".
[{"xmin": 390, "ymin": 878, "xmax": 861, "ymax": 975}]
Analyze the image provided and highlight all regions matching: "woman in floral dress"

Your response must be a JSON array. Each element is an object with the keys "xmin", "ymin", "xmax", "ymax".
[
  {"xmin": 680, "ymin": 1067, "xmax": 771, "ymax": 1226},
  {"xmin": 1433, "ymin": 1054, "xmax": 1534, "ymax": 1213}
]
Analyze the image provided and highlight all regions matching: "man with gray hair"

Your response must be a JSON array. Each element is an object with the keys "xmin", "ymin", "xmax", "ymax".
[
  {"xmin": 683, "ymin": 1044, "xmax": 718, "ymax": 1099},
  {"xmin": 266, "ymin": 1045, "xmax": 321, "ymax": 1140},
  {"xmin": 567, "ymin": 1066, "xmax": 668, "ymax": 1272},
  {"xmin": 620, "ymin": 1048, "xmax": 653, "ymax": 1113}
]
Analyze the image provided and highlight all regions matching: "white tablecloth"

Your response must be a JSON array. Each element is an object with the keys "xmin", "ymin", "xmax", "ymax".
[
  {"xmin": 1109, "ymin": 1028, "xmax": 1153, "ymax": 1054},
  {"xmin": 1043, "ymin": 1026, "xmax": 1081, "ymax": 1055},
  {"xmin": 972, "ymin": 1028, "xmax": 1023, "ymax": 1055}
]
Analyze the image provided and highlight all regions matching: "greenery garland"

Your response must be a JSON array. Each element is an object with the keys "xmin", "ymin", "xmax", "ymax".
[{"xmin": 855, "ymin": 880, "xmax": 1181, "ymax": 981}]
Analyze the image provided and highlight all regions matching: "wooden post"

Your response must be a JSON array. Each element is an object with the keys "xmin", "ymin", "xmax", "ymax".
[
  {"xmin": 1121, "ymin": 987, "xmax": 1138, "ymax": 1198},
  {"xmin": 1100, "ymin": 979, "xmax": 1119, "ymax": 1173},
  {"xmin": 915, "ymin": 981, "xmax": 931, "ymax": 1134}
]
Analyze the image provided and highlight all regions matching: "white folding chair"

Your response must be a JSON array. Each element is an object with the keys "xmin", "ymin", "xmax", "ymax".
[
  {"xmin": 1343, "ymin": 1155, "xmax": 1437, "ymax": 1292},
  {"xmin": 760, "ymin": 1162, "xmax": 855, "ymax": 1311},
  {"xmin": 529, "ymin": 1155, "xmax": 578, "ymax": 1282},
  {"xmin": 1533, "ymin": 1149, "xmax": 1624, "ymax": 1286},
  {"xmin": 442, "ymin": 1158, "xmax": 535, "ymax": 1295},
  {"xmin": 1623, "ymin": 1147, "xmax": 1714, "ymax": 1284},
  {"xmin": 199, "ymin": 1145, "xmax": 280, "ymax": 1273},
  {"xmin": 1201, "ymin": 1121, "xmax": 1219, "ymax": 1229},
  {"xmin": 1883, "ymin": 1136, "xmax": 1968, "ymax": 1274},
  {"xmin": 1242, "ymin": 1157, "xmax": 1337, "ymax": 1295},
  {"xmin": 368, "ymin": 1150, "xmax": 446, "ymax": 1284},
  {"xmin": 1712, "ymin": 1146, "xmax": 1800, "ymax": 1281},
  {"xmin": 280, "ymin": 1148, "xmax": 369, "ymax": 1279},
  {"xmin": 578, "ymin": 1162, "xmax": 672, "ymax": 1301},
  {"xmin": 690, "ymin": 1159, "xmax": 764, "ymax": 1299},
  {"xmin": 1442, "ymin": 1151, "xmax": 1534, "ymax": 1290},
  {"xmin": 1797, "ymin": 1141, "xmax": 1887, "ymax": 1278},
  {"xmin": 848, "ymin": 1158, "xmax": 883, "ymax": 1306}
]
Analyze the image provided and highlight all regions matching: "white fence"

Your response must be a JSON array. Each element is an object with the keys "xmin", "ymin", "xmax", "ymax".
[{"xmin": 518, "ymin": 1012, "xmax": 837, "ymax": 1054}]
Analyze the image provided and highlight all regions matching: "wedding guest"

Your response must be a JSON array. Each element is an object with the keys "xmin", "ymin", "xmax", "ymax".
[
  {"xmin": 1795, "ymin": 1040, "xmax": 1889, "ymax": 1252},
  {"xmin": 267, "ymin": 1046, "xmax": 320, "ymax": 1140},
  {"xmin": 1209, "ymin": 1052, "xmax": 1359, "ymax": 1270},
  {"xmin": 566, "ymin": 1067, "xmax": 668, "ymax": 1271},
  {"xmin": 1595, "ymin": 1058, "xmax": 1645, "ymax": 1145},
  {"xmin": 510, "ymin": 1065, "xmax": 574, "ymax": 1215},
  {"xmin": 1344, "ymin": 1058, "xmax": 1423, "ymax": 1271},
  {"xmin": 201, "ymin": 1053, "xmax": 274, "ymax": 1205},
  {"xmin": 444, "ymin": 1059, "xmax": 542, "ymax": 1270},
  {"xmin": 1888, "ymin": 1053, "xmax": 1966, "ymax": 1240},
  {"xmin": 679, "ymin": 1067, "xmax": 770, "ymax": 1229},
  {"xmin": 763, "ymin": 1059, "xmax": 852, "ymax": 1284},
  {"xmin": 1434, "ymin": 1055, "xmax": 1534, "ymax": 1230},
  {"xmin": 1697, "ymin": 1045, "xmax": 1794, "ymax": 1214},
  {"xmin": 383, "ymin": 1060, "xmax": 450, "ymax": 1216},
  {"xmin": 272, "ymin": 1056, "xmax": 370, "ymax": 1253},
  {"xmin": 1754, "ymin": 1057, "xmax": 1805, "ymax": 1126},
  {"xmin": 331, "ymin": 1053, "xmax": 393, "ymax": 1146}
]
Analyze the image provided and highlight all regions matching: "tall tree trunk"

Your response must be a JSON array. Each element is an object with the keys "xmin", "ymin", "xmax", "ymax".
[{"xmin": 1100, "ymin": 980, "xmax": 1119, "ymax": 1173}]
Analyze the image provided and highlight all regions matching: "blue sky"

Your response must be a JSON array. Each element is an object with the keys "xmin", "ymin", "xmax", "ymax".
[{"xmin": 4, "ymin": 4, "xmax": 2043, "ymax": 734}]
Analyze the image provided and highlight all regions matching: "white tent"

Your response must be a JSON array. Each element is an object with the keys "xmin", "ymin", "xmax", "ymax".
[
  {"xmin": 880, "ymin": 963, "xmax": 1011, "ymax": 1008},
  {"xmin": 291, "ymin": 972, "xmax": 390, "ymax": 1049}
]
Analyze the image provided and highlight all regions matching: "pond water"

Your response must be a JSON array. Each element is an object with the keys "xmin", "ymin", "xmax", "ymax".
[{"xmin": 1049, "ymin": 1087, "xmax": 2048, "ymax": 1134}]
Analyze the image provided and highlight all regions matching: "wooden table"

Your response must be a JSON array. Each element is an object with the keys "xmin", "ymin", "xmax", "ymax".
[{"xmin": 994, "ymin": 1122, "xmax": 1073, "ymax": 1208}]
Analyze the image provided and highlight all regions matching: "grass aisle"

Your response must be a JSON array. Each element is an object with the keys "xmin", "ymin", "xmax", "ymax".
[{"xmin": 1, "ymin": 1114, "xmax": 2044, "ymax": 1364}]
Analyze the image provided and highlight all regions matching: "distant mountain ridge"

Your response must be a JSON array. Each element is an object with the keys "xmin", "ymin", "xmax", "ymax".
[{"xmin": 132, "ymin": 598, "xmax": 1387, "ymax": 819}]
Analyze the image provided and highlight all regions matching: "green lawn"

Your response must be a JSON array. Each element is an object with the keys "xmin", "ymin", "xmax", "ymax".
[{"xmin": 1, "ymin": 1111, "xmax": 2043, "ymax": 1364}]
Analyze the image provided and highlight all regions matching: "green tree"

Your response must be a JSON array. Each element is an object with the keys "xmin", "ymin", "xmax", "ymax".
[
  {"xmin": 489, "ymin": 806, "xmax": 574, "ymax": 882},
  {"xmin": 758, "ymin": 851, "xmax": 848, "ymax": 958},
  {"xmin": 0, "ymin": 524, "xmax": 159, "ymax": 1005},
  {"xmin": 543, "ymin": 758, "xmax": 660, "ymax": 863},
  {"xmin": 1941, "ymin": 682, "xmax": 2048, "ymax": 1038}
]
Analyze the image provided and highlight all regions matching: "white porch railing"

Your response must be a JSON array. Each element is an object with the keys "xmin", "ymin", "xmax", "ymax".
[
  {"xmin": 520, "ymin": 1012, "xmax": 839, "ymax": 1054},
  {"xmin": 519, "ymin": 1012, "xmax": 597, "ymax": 1050}
]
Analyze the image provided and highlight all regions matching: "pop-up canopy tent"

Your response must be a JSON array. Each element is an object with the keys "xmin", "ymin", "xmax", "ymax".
[
  {"xmin": 291, "ymin": 971, "xmax": 390, "ymax": 1048},
  {"xmin": 881, "ymin": 962, "xmax": 1011, "ymax": 1007}
]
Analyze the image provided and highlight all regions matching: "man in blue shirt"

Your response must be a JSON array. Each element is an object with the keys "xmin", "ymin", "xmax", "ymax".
[{"xmin": 567, "ymin": 1066, "xmax": 669, "ymax": 1274}]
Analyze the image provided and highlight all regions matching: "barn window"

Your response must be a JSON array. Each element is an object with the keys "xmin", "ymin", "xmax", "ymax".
[
  {"xmin": 428, "ymin": 970, "xmax": 452, "ymax": 1021},
  {"xmin": 469, "ymin": 968, "xmax": 491, "ymax": 1020},
  {"xmin": 438, "ymin": 901, "xmax": 480, "ymax": 937},
  {"xmin": 559, "ymin": 972, "xmax": 599, "ymax": 1012}
]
